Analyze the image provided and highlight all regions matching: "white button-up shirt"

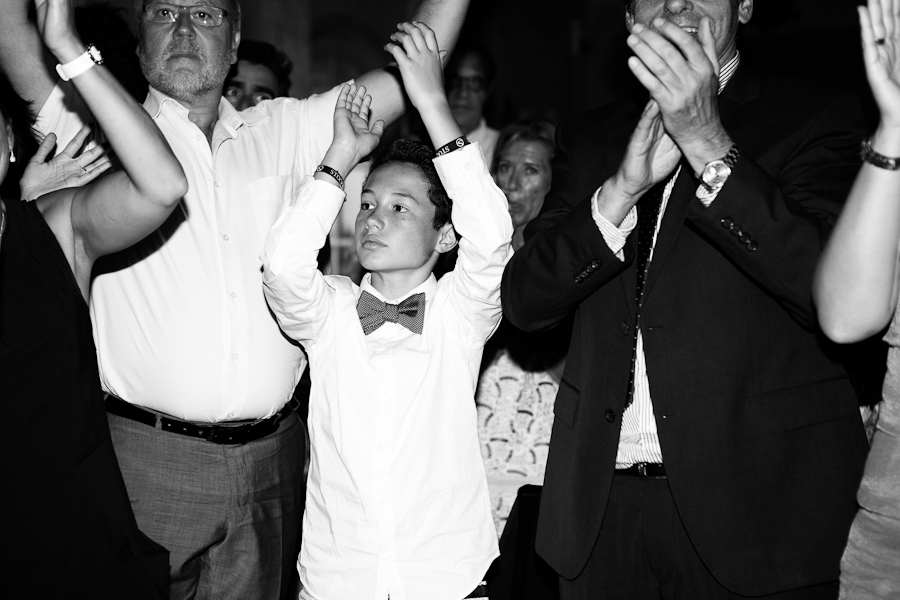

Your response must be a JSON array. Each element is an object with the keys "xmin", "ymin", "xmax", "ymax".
[
  {"xmin": 85, "ymin": 84, "xmax": 344, "ymax": 421},
  {"xmin": 262, "ymin": 144, "xmax": 511, "ymax": 600}
]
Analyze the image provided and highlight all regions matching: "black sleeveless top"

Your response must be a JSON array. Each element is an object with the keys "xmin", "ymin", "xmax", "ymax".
[{"xmin": 0, "ymin": 200, "xmax": 168, "ymax": 599}]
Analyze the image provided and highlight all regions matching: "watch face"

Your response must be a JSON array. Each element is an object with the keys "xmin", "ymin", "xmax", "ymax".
[
  {"xmin": 702, "ymin": 160, "xmax": 732, "ymax": 187},
  {"xmin": 87, "ymin": 45, "xmax": 103, "ymax": 64}
]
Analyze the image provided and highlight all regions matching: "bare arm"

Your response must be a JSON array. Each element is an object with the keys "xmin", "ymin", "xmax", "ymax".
[
  {"xmin": 0, "ymin": 0, "xmax": 58, "ymax": 110},
  {"xmin": 35, "ymin": 0, "xmax": 186, "ymax": 288},
  {"xmin": 355, "ymin": 0, "xmax": 469, "ymax": 128},
  {"xmin": 815, "ymin": 0, "xmax": 900, "ymax": 343}
]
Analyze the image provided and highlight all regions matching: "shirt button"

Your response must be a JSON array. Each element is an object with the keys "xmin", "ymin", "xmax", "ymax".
[
  {"xmin": 232, "ymin": 352, "xmax": 239, "ymax": 360},
  {"xmin": 605, "ymin": 409, "xmax": 616, "ymax": 423},
  {"xmin": 195, "ymin": 134, "xmax": 202, "ymax": 142},
  {"xmin": 214, "ymin": 181, "xmax": 220, "ymax": 188},
  {"xmin": 379, "ymin": 444, "xmax": 386, "ymax": 450},
  {"xmin": 230, "ymin": 292, "xmax": 237, "ymax": 298},
  {"xmin": 227, "ymin": 412, "xmax": 235, "ymax": 418},
  {"xmin": 288, "ymin": 228, "xmax": 294, "ymax": 234},
  {"xmin": 223, "ymin": 234, "xmax": 229, "ymax": 241}
]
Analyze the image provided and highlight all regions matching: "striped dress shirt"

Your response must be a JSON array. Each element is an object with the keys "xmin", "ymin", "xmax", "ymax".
[{"xmin": 591, "ymin": 52, "xmax": 741, "ymax": 467}]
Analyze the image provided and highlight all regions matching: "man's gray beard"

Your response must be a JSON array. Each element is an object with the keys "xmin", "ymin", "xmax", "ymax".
[{"xmin": 140, "ymin": 54, "xmax": 231, "ymax": 103}]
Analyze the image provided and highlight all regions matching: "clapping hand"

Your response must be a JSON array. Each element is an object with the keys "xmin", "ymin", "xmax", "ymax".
[
  {"xmin": 860, "ymin": 0, "xmax": 900, "ymax": 130},
  {"xmin": 20, "ymin": 126, "xmax": 112, "ymax": 201},
  {"xmin": 613, "ymin": 99, "xmax": 683, "ymax": 201},
  {"xmin": 626, "ymin": 17, "xmax": 733, "ymax": 175}
]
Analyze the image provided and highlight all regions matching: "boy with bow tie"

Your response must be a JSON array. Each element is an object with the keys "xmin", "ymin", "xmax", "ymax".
[{"xmin": 261, "ymin": 21, "xmax": 513, "ymax": 600}]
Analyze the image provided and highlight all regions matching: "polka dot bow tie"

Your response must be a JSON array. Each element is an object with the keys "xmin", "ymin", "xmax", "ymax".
[{"xmin": 356, "ymin": 291, "xmax": 426, "ymax": 336}]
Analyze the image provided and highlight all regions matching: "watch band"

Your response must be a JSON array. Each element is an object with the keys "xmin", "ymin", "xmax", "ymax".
[
  {"xmin": 861, "ymin": 139, "xmax": 900, "ymax": 171},
  {"xmin": 698, "ymin": 144, "xmax": 741, "ymax": 192},
  {"xmin": 55, "ymin": 43, "xmax": 103, "ymax": 81},
  {"xmin": 721, "ymin": 144, "xmax": 741, "ymax": 169}
]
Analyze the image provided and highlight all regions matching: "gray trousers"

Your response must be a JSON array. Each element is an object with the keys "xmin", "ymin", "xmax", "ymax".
[{"xmin": 108, "ymin": 409, "xmax": 305, "ymax": 600}]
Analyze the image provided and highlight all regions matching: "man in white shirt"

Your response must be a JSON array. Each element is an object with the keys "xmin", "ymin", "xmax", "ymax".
[
  {"xmin": 262, "ymin": 24, "xmax": 512, "ymax": 599},
  {"xmin": 0, "ymin": 1, "xmax": 470, "ymax": 598},
  {"xmin": 502, "ymin": 0, "xmax": 868, "ymax": 598}
]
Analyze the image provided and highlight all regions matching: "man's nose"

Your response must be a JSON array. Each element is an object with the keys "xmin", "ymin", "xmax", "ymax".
[
  {"xmin": 664, "ymin": 0, "xmax": 693, "ymax": 14},
  {"xmin": 174, "ymin": 9, "xmax": 197, "ymax": 36}
]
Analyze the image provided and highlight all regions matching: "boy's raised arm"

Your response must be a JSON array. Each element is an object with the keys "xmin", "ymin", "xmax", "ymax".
[
  {"xmin": 386, "ymin": 24, "xmax": 514, "ymax": 341},
  {"xmin": 263, "ymin": 84, "xmax": 384, "ymax": 346}
]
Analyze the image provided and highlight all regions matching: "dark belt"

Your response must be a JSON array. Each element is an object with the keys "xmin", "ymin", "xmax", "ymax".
[
  {"xmin": 614, "ymin": 463, "xmax": 666, "ymax": 478},
  {"xmin": 105, "ymin": 395, "xmax": 290, "ymax": 445}
]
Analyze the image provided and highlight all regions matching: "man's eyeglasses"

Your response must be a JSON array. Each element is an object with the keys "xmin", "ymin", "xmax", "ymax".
[
  {"xmin": 446, "ymin": 75, "xmax": 487, "ymax": 94},
  {"xmin": 143, "ymin": 3, "xmax": 230, "ymax": 28}
]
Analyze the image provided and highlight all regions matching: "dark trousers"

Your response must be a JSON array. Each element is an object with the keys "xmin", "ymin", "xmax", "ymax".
[{"xmin": 559, "ymin": 476, "xmax": 838, "ymax": 600}]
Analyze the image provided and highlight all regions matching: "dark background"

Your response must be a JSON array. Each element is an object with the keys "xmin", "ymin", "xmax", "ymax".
[{"xmin": 96, "ymin": 0, "xmax": 874, "ymax": 128}]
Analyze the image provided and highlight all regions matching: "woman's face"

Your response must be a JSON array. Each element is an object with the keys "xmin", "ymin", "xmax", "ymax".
[{"xmin": 495, "ymin": 138, "xmax": 553, "ymax": 230}]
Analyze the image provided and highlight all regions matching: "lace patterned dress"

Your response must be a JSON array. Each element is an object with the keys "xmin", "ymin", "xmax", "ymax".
[
  {"xmin": 839, "ymin": 304, "xmax": 900, "ymax": 598},
  {"xmin": 476, "ymin": 350, "xmax": 558, "ymax": 536}
]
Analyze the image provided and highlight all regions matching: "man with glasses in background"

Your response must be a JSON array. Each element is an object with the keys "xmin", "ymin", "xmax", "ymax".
[
  {"xmin": 445, "ymin": 45, "xmax": 499, "ymax": 164},
  {"xmin": 0, "ymin": 1, "xmax": 471, "ymax": 598}
]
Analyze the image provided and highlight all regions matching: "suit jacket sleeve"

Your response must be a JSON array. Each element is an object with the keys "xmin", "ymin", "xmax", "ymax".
[{"xmin": 685, "ymin": 88, "xmax": 865, "ymax": 329}]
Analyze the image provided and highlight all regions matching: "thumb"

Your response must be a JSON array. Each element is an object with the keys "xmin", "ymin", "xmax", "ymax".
[
  {"xmin": 698, "ymin": 17, "xmax": 719, "ymax": 74},
  {"xmin": 371, "ymin": 120, "xmax": 385, "ymax": 138},
  {"xmin": 32, "ymin": 133, "xmax": 57, "ymax": 163},
  {"xmin": 439, "ymin": 50, "xmax": 448, "ymax": 66}
]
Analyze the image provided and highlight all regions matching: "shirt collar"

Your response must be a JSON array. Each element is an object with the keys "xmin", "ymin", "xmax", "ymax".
[
  {"xmin": 717, "ymin": 51, "xmax": 741, "ymax": 95},
  {"xmin": 359, "ymin": 272, "xmax": 438, "ymax": 305},
  {"xmin": 143, "ymin": 86, "xmax": 247, "ymax": 137}
]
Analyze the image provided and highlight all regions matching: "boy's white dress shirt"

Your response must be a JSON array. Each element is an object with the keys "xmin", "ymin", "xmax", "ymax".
[{"xmin": 262, "ymin": 143, "xmax": 513, "ymax": 600}]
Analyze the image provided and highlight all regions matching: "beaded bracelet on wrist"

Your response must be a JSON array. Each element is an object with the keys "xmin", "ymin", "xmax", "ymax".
[
  {"xmin": 316, "ymin": 164, "xmax": 345, "ymax": 189},
  {"xmin": 435, "ymin": 136, "xmax": 469, "ymax": 157},
  {"xmin": 861, "ymin": 139, "xmax": 900, "ymax": 171}
]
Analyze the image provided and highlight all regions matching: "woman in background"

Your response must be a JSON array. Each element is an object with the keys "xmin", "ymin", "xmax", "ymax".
[
  {"xmin": 0, "ymin": 0, "xmax": 186, "ymax": 596},
  {"xmin": 477, "ymin": 119, "xmax": 570, "ymax": 535},
  {"xmin": 814, "ymin": 0, "xmax": 900, "ymax": 597}
]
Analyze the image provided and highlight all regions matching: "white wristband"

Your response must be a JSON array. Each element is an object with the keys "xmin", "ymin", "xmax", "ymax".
[{"xmin": 55, "ymin": 44, "xmax": 103, "ymax": 81}]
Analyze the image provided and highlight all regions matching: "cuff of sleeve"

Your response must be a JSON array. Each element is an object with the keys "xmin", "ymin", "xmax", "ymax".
[
  {"xmin": 591, "ymin": 187, "xmax": 637, "ymax": 258},
  {"xmin": 432, "ymin": 143, "xmax": 491, "ymax": 195},
  {"xmin": 262, "ymin": 177, "xmax": 345, "ymax": 276},
  {"xmin": 696, "ymin": 183, "xmax": 722, "ymax": 207}
]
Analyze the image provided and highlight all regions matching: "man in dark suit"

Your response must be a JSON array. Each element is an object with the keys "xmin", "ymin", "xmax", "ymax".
[{"xmin": 501, "ymin": 0, "xmax": 869, "ymax": 597}]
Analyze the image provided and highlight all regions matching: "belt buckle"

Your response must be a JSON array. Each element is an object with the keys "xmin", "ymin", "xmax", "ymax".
[{"xmin": 637, "ymin": 463, "xmax": 649, "ymax": 477}]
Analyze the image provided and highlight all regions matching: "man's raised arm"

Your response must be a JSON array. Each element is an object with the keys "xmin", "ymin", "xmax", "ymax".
[
  {"xmin": 356, "ymin": 0, "xmax": 469, "ymax": 128},
  {"xmin": 0, "ymin": 0, "xmax": 58, "ymax": 110}
]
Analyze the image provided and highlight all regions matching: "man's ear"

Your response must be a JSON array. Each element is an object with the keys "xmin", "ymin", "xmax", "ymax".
[
  {"xmin": 625, "ymin": 4, "xmax": 635, "ymax": 32},
  {"xmin": 434, "ymin": 222, "xmax": 458, "ymax": 254},
  {"xmin": 5, "ymin": 122, "xmax": 14, "ymax": 159},
  {"xmin": 231, "ymin": 31, "xmax": 242, "ymax": 65},
  {"xmin": 738, "ymin": 0, "xmax": 753, "ymax": 25}
]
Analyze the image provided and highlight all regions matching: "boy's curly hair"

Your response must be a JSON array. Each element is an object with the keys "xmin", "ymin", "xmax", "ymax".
[{"xmin": 367, "ymin": 139, "xmax": 453, "ymax": 231}]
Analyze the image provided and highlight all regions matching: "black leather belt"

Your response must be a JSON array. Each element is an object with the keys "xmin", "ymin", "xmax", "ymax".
[
  {"xmin": 615, "ymin": 463, "xmax": 667, "ymax": 478},
  {"xmin": 105, "ymin": 395, "xmax": 290, "ymax": 445}
]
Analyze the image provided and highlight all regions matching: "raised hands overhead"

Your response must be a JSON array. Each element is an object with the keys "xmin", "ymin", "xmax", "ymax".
[
  {"xmin": 860, "ymin": 0, "xmax": 900, "ymax": 129},
  {"xmin": 317, "ymin": 84, "xmax": 385, "ymax": 182},
  {"xmin": 384, "ymin": 21, "xmax": 461, "ymax": 149},
  {"xmin": 20, "ymin": 126, "xmax": 111, "ymax": 201}
]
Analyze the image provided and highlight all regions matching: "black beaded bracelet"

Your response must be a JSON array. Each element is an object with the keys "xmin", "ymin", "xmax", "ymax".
[
  {"xmin": 315, "ymin": 164, "xmax": 345, "ymax": 189},
  {"xmin": 435, "ymin": 136, "xmax": 469, "ymax": 157},
  {"xmin": 861, "ymin": 139, "xmax": 900, "ymax": 171}
]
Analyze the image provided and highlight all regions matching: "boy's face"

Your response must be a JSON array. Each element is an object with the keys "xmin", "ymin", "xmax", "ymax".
[{"xmin": 355, "ymin": 162, "xmax": 445, "ymax": 278}]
